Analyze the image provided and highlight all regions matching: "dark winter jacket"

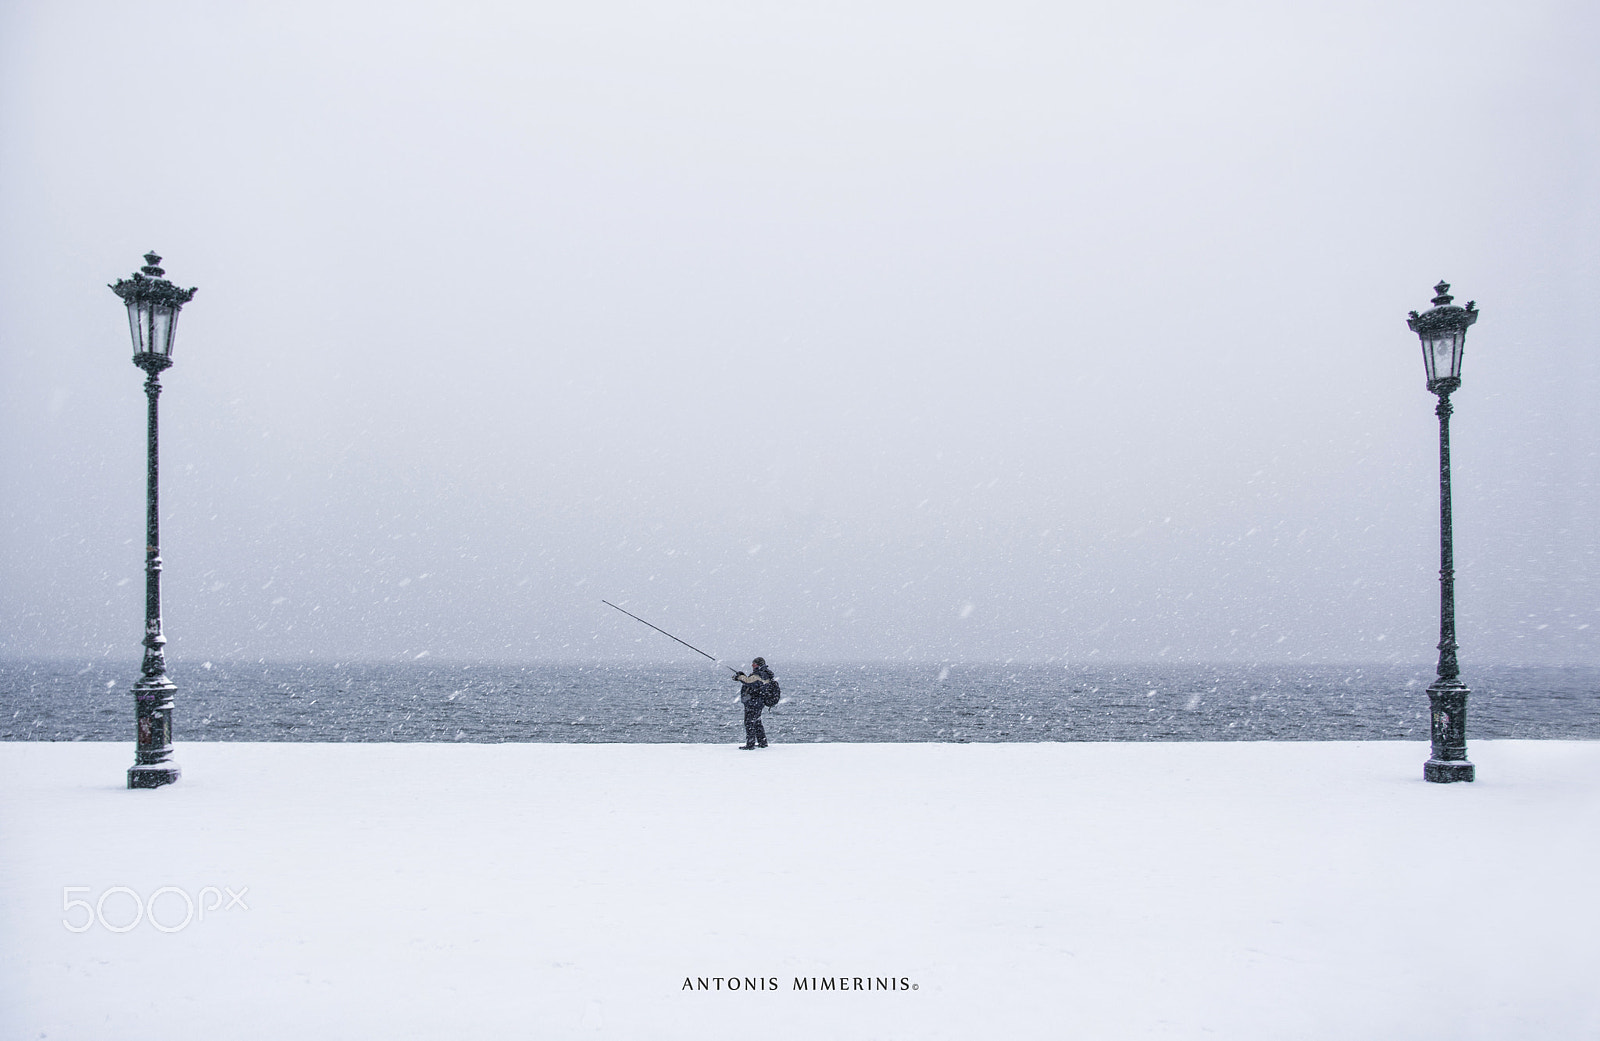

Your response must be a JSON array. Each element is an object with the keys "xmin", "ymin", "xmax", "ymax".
[{"xmin": 736, "ymin": 666, "xmax": 779, "ymax": 714}]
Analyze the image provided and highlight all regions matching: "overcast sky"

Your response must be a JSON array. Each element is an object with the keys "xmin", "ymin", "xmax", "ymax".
[{"xmin": 2, "ymin": 0, "xmax": 1596, "ymax": 666}]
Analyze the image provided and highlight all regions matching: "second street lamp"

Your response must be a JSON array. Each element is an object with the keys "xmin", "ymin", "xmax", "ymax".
[
  {"xmin": 109, "ymin": 252, "xmax": 197, "ymax": 789},
  {"xmin": 1406, "ymin": 281, "xmax": 1479, "ymax": 784}
]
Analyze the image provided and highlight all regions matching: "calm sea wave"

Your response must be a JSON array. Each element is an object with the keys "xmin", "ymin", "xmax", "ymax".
[{"xmin": 2, "ymin": 658, "xmax": 1596, "ymax": 743}]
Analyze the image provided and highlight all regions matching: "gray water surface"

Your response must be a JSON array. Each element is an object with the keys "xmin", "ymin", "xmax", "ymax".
[{"xmin": 4, "ymin": 659, "xmax": 1596, "ymax": 744}]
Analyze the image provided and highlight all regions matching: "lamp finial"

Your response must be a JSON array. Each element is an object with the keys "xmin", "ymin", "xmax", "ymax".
[{"xmin": 1431, "ymin": 281, "xmax": 1453, "ymax": 307}]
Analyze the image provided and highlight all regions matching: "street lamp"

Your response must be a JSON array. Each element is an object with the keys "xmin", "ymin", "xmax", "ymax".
[
  {"xmin": 1407, "ymin": 281, "xmax": 1479, "ymax": 783},
  {"xmin": 109, "ymin": 253, "xmax": 197, "ymax": 789}
]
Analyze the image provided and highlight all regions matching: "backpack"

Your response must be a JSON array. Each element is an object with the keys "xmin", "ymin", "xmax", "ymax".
[{"xmin": 760, "ymin": 679, "xmax": 781, "ymax": 708}]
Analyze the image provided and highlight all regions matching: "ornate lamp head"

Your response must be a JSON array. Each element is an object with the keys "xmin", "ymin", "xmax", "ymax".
[
  {"xmin": 110, "ymin": 253, "xmax": 198, "ymax": 372},
  {"xmin": 1406, "ymin": 281, "xmax": 1478, "ymax": 394}
]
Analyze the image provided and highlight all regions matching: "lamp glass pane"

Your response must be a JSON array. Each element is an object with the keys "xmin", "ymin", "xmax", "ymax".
[
  {"xmin": 151, "ymin": 306, "xmax": 176, "ymax": 358},
  {"xmin": 124, "ymin": 300, "xmax": 143, "ymax": 355},
  {"xmin": 163, "ymin": 308, "xmax": 181, "ymax": 358},
  {"xmin": 1423, "ymin": 331, "xmax": 1458, "ymax": 383},
  {"xmin": 1433, "ymin": 330, "xmax": 1462, "ymax": 381}
]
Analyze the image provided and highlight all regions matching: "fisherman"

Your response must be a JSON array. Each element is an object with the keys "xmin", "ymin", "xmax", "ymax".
[{"xmin": 733, "ymin": 657, "xmax": 780, "ymax": 750}]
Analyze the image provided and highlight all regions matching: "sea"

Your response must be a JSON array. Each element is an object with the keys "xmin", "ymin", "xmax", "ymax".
[{"xmin": 2, "ymin": 658, "xmax": 1596, "ymax": 743}]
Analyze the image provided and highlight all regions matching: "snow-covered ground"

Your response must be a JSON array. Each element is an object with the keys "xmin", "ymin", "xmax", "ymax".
[{"xmin": 2, "ymin": 740, "xmax": 1596, "ymax": 1039}]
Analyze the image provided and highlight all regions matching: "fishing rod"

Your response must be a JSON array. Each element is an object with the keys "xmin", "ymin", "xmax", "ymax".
[{"xmin": 601, "ymin": 600, "xmax": 739, "ymax": 672}]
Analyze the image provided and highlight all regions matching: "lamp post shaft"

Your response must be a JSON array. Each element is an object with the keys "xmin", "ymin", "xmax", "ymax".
[
  {"xmin": 1426, "ymin": 387, "xmax": 1473, "ymax": 783},
  {"xmin": 128, "ymin": 364, "xmax": 180, "ymax": 788},
  {"xmin": 1435, "ymin": 391, "xmax": 1459, "ymax": 683}
]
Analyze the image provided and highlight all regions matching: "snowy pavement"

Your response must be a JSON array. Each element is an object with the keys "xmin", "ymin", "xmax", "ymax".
[{"xmin": 2, "ymin": 740, "xmax": 1597, "ymax": 1040}]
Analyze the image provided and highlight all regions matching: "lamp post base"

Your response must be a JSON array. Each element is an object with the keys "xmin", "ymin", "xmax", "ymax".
[
  {"xmin": 1423, "ymin": 758, "xmax": 1474, "ymax": 784},
  {"xmin": 128, "ymin": 763, "xmax": 181, "ymax": 789},
  {"xmin": 1424, "ymin": 683, "xmax": 1473, "ymax": 783}
]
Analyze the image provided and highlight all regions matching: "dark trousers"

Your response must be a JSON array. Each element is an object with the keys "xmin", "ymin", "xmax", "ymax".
[{"xmin": 743, "ymin": 710, "xmax": 767, "ymax": 747}]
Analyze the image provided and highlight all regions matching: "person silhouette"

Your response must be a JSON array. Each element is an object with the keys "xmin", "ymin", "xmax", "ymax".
[{"xmin": 733, "ymin": 657, "xmax": 779, "ymax": 749}]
